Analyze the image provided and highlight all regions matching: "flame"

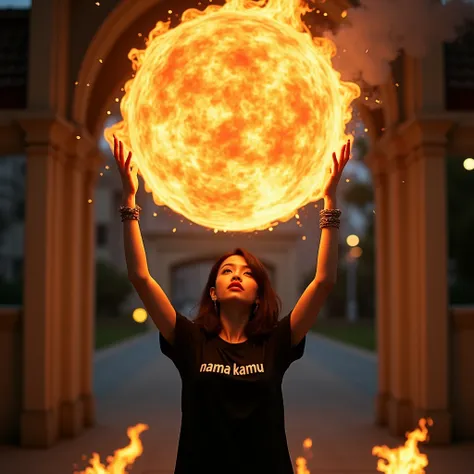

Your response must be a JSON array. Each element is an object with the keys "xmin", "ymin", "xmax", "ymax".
[
  {"xmin": 74, "ymin": 423, "xmax": 148, "ymax": 474},
  {"xmin": 105, "ymin": 0, "xmax": 360, "ymax": 232},
  {"xmin": 72, "ymin": 421, "xmax": 434, "ymax": 474},
  {"xmin": 372, "ymin": 418, "xmax": 433, "ymax": 474}
]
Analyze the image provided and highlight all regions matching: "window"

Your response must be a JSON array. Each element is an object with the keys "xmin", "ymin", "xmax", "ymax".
[{"xmin": 96, "ymin": 224, "xmax": 108, "ymax": 247}]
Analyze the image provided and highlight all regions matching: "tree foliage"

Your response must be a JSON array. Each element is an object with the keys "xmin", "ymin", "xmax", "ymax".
[{"xmin": 95, "ymin": 259, "xmax": 134, "ymax": 318}]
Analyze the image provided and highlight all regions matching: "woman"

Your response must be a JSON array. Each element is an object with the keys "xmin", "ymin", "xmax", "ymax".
[{"xmin": 113, "ymin": 135, "xmax": 351, "ymax": 473}]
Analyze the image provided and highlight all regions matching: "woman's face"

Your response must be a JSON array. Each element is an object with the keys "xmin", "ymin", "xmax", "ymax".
[{"xmin": 211, "ymin": 255, "xmax": 259, "ymax": 307}]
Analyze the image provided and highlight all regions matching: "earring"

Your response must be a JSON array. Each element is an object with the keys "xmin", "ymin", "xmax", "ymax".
[
  {"xmin": 213, "ymin": 299, "xmax": 218, "ymax": 314},
  {"xmin": 253, "ymin": 303, "xmax": 259, "ymax": 315}
]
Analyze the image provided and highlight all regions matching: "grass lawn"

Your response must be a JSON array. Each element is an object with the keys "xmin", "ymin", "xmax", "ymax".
[
  {"xmin": 95, "ymin": 317, "xmax": 151, "ymax": 350},
  {"xmin": 311, "ymin": 318, "xmax": 376, "ymax": 352},
  {"xmin": 95, "ymin": 316, "xmax": 376, "ymax": 352}
]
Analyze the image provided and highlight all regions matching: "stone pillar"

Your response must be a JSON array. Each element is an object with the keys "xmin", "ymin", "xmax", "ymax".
[
  {"xmin": 19, "ymin": 116, "xmax": 72, "ymax": 447},
  {"xmin": 57, "ymin": 133, "xmax": 92, "ymax": 438},
  {"xmin": 400, "ymin": 118, "xmax": 453, "ymax": 444},
  {"xmin": 405, "ymin": 144, "xmax": 423, "ymax": 437},
  {"xmin": 386, "ymin": 137, "xmax": 413, "ymax": 436},
  {"xmin": 22, "ymin": 0, "xmax": 72, "ymax": 447},
  {"xmin": 366, "ymin": 149, "xmax": 390, "ymax": 426},
  {"xmin": 79, "ymin": 144, "xmax": 103, "ymax": 428}
]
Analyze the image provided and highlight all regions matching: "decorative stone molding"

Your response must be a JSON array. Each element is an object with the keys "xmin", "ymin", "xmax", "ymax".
[
  {"xmin": 13, "ymin": 113, "xmax": 105, "ymax": 175},
  {"xmin": 371, "ymin": 130, "xmax": 409, "ymax": 174},
  {"xmin": 397, "ymin": 116, "xmax": 455, "ymax": 152},
  {"xmin": 72, "ymin": 0, "xmax": 163, "ymax": 126},
  {"xmin": 17, "ymin": 113, "xmax": 75, "ymax": 151}
]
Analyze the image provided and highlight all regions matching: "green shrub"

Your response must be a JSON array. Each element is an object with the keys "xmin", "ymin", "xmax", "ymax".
[{"xmin": 95, "ymin": 259, "xmax": 134, "ymax": 318}]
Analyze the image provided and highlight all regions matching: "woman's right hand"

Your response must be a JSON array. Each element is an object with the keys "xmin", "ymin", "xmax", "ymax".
[{"xmin": 113, "ymin": 135, "xmax": 139, "ymax": 198}]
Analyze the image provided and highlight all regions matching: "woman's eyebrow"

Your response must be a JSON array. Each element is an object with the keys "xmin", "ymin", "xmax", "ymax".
[{"xmin": 221, "ymin": 263, "xmax": 250, "ymax": 269}]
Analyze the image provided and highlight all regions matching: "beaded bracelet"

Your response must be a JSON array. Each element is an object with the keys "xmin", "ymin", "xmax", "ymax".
[
  {"xmin": 319, "ymin": 208, "xmax": 342, "ymax": 218},
  {"xmin": 320, "ymin": 217, "xmax": 341, "ymax": 229},
  {"xmin": 120, "ymin": 205, "xmax": 142, "ymax": 222},
  {"xmin": 319, "ymin": 208, "xmax": 341, "ymax": 229}
]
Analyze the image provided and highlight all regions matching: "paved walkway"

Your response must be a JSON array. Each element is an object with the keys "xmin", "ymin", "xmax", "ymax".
[{"xmin": 0, "ymin": 331, "xmax": 472, "ymax": 474}]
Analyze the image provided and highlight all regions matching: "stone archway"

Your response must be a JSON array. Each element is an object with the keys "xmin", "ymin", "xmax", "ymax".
[
  {"xmin": 71, "ymin": 0, "xmax": 412, "ymax": 443},
  {"xmin": 72, "ymin": 0, "xmax": 211, "ymax": 137},
  {"xmin": 3, "ymin": 0, "xmax": 473, "ymax": 450}
]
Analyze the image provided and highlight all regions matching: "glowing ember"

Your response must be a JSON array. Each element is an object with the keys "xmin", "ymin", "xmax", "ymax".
[
  {"xmin": 105, "ymin": 0, "xmax": 360, "ymax": 232},
  {"xmin": 295, "ymin": 456, "xmax": 310, "ymax": 474},
  {"xmin": 295, "ymin": 436, "xmax": 313, "ymax": 473},
  {"xmin": 74, "ymin": 423, "xmax": 148, "ymax": 474},
  {"xmin": 372, "ymin": 418, "xmax": 433, "ymax": 474}
]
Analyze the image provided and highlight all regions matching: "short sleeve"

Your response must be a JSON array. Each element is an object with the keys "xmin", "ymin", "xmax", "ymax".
[
  {"xmin": 159, "ymin": 312, "xmax": 200, "ymax": 375},
  {"xmin": 270, "ymin": 312, "xmax": 306, "ymax": 374}
]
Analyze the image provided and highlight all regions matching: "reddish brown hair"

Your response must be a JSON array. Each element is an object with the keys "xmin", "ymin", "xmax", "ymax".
[{"xmin": 193, "ymin": 248, "xmax": 281, "ymax": 338}]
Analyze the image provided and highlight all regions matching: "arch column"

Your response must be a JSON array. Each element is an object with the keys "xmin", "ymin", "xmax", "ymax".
[
  {"xmin": 19, "ymin": 115, "xmax": 71, "ymax": 447},
  {"xmin": 57, "ymin": 131, "xmax": 101, "ymax": 437},
  {"xmin": 57, "ymin": 136, "xmax": 84, "ymax": 437},
  {"xmin": 368, "ymin": 117, "xmax": 454, "ymax": 443},
  {"xmin": 400, "ymin": 118, "xmax": 454, "ymax": 443},
  {"xmin": 365, "ymin": 149, "xmax": 390, "ymax": 426},
  {"xmin": 385, "ymin": 135, "xmax": 413, "ymax": 436},
  {"xmin": 18, "ymin": 115, "xmax": 102, "ymax": 447},
  {"xmin": 79, "ymin": 143, "xmax": 103, "ymax": 429}
]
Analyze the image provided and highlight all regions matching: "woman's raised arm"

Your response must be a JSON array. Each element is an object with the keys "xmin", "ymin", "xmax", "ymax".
[{"xmin": 114, "ymin": 136, "xmax": 176, "ymax": 343}]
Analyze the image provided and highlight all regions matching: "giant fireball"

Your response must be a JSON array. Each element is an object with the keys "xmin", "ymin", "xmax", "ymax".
[{"xmin": 105, "ymin": 0, "xmax": 360, "ymax": 232}]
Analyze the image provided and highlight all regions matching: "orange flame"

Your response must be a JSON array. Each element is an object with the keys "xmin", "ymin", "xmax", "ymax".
[
  {"xmin": 105, "ymin": 0, "xmax": 360, "ymax": 232},
  {"xmin": 372, "ymin": 418, "xmax": 433, "ymax": 474},
  {"xmin": 74, "ymin": 423, "xmax": 148, "ymax": 474}
]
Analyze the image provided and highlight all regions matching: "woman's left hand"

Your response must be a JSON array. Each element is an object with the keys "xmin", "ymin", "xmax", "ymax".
[{"xmin": 322, "ymin": 139, "xmax": 351, "ymax": 198}]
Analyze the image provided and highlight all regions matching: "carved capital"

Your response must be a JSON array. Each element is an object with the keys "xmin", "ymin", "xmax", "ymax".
[
  {"xmin": 398, "ymin": 116, "xmax": 455, "ymax": 153},
  {"xmin": 373, "ymin": 130, "xmax": 410, "ymax": 174},
  {"xmin": 17, "ymin": 113, "xmax": 75, "ymax": 153}
]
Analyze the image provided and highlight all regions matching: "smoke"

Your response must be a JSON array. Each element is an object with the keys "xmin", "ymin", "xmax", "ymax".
[{"xmin": 325, "ymin": 0, "xmax": 474, "ymax": 87}]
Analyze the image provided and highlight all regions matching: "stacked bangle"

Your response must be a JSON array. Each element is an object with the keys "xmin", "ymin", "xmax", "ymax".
[
  {"xmin": 120, "ymin": 205, "xmax": 142, "ymax": 222},
  {"xmin": 319, "ymin": 208, "xmax": 341, "ymax": 229}
]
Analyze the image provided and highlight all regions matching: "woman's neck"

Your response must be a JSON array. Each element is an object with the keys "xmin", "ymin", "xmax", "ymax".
[{"xmin": 218, "ymin": 308, "xmax": 249, "ymax": 343}]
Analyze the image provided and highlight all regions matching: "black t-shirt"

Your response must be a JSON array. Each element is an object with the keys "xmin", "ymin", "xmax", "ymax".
[{"xmin": 159, "ymin": 311, "xmax": 306, "ymax": 474}]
